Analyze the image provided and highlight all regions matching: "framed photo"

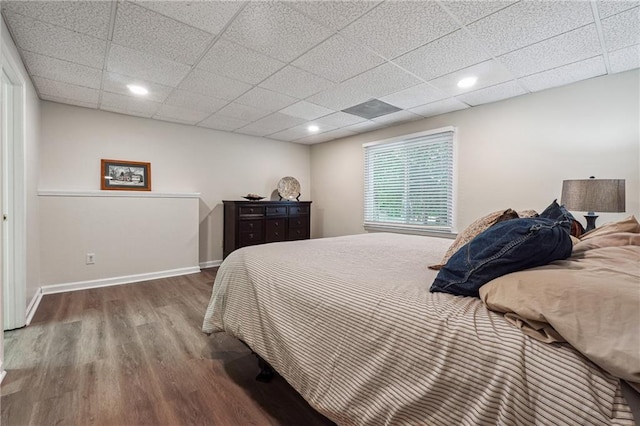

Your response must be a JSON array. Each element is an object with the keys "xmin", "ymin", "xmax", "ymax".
[{"xmin": 101, "ymin": 159, "xmax": 151, "ymax": 191}]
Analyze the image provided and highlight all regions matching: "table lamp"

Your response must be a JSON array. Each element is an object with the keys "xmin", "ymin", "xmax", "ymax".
[{"xmin": 561, "ymin": 176, "xmax": 625, "ymax": 232}]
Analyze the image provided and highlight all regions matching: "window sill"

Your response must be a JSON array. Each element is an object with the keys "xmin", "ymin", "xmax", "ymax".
[{"xmin": 364, "ymin": 224, "xmax": 457, "ymax": 239}]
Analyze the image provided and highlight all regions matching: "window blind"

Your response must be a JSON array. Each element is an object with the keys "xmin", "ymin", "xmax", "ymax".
[{"xmin": 364, "ymin": 129, "xmax": 454, "ymax": 233}]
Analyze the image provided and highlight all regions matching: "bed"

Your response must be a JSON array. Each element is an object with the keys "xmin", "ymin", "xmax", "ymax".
[{"xmin": 202, "ymin": 231, "xmax": 637, "ymax": 425}]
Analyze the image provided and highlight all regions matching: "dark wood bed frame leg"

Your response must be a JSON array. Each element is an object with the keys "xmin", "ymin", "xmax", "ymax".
[{"xmin": 255, "ymin": 354, "xmax": 275, "ymax": 383}]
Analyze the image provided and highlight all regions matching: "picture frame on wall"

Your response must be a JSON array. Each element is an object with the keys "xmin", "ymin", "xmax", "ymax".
[{"xmin": 101, "ymin": 159, "xmax": 151, "ymax": 191}]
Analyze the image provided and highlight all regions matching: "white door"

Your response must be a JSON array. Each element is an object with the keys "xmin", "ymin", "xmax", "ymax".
[{"xmin": 1, "ymin": 56, "xmax": 26, "ymax": 331}]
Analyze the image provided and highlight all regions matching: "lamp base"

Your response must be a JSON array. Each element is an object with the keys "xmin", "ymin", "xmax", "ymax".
[{"xmin": 584, "ymin": 213, "xmax": 598, "ymax": 232}]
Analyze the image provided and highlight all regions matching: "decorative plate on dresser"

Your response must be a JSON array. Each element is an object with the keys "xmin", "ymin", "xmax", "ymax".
[{"xmin": 277, "ymin": 176, "xmax": 301, "ymax": 201}]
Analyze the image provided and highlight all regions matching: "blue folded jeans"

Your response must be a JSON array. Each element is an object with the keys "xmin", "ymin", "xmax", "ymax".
[{"xmin": 430, "ymin": 217, "xmax": 573, "ymax": 297}]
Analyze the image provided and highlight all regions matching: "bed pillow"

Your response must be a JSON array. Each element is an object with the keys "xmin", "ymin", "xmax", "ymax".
[
  {"xmin": 429, "ymin": 208, "xmax": 519, "ymax": 270},
  {"xmin": 579, "ymin": 215, "xmax": 640, "ymax": 241},
  {"xmin": 430, "ymin": 217, "xmax": 573, "ymax": 297}
]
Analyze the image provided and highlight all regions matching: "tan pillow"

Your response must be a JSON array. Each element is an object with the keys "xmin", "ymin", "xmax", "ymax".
[
  {"xmin": 579, "ymin": 215, "xmax": 640, "ymax": 241},
  {"xmin": 573, "ymin": 231, "xmax": 640, "ymax": 253},
  {"xmin": 429, "ymin": 208, "xmax": 518, "ymax": 270},
  {"xmin": 517, "ymin": 210, "xmax": 539, "ymax": 218}
]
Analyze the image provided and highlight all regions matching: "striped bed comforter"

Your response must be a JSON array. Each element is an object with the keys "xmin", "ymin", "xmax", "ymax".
[{"xmin": 202, "ymin": 233, "xmax": 634, "ymax": 425}]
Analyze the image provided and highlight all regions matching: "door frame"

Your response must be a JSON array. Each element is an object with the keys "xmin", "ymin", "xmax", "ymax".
[{"xmin": 1, "ymin": 36, "xmax": 27, "ymax": 331}]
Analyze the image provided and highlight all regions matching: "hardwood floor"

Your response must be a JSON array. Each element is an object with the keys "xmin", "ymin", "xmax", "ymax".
[{"xmin": 1, "ymin": 269, "xmax": 335, "ymax": 426}]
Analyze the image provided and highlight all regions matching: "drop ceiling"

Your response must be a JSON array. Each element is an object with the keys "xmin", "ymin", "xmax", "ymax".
[{"xmin": 2, "ymin": 0, "xmax": 638, "ymax": 145}]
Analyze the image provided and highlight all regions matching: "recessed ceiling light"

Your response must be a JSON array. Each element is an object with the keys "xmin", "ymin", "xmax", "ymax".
[
  {"xmin": 127, "ymin": 84, "xmax": 148, "ymax": 96},
  {"xmin": 308, "ymin": 125, "xmax": 319, "ymax": 132},
  {"xmin": 457, "ymin": 76, "xmax": 477, "ymax": 88}
]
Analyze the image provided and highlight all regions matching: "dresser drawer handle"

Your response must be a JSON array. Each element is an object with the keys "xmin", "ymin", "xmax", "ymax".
[
  {"xmin": 248, "ymin": 223, "xmax": 253, "ymax": 229},
  {"xmin": 248, "ymin": 233, "xmax": 254, "ymax": 239},
  {"xmin": 274, "ymin": 231, "xmax": 279, "ymax": 237},
  {"xmin": 249, "ymin": 208, "xmax": 254, "ymax": 214},
  {"xmin": 275, "ymin": 222, "xmax": 279, "ymax": 227}
]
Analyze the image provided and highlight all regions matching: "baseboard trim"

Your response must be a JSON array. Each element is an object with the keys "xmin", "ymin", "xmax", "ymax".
[
  {"xmin": 199, "ymin": 260, "xmax": 222, "ymax": 269},
  {"xmin": 25, "ymin": 287, "xmax": 43, "ymax": 326},
  {"xmin": 40, "ymin": 266, "xmax": 201, "ymax": 295}
]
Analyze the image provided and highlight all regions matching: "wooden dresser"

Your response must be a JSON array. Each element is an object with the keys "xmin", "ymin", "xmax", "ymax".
[{"xmin": 223, "ymin": 200, "xmax": 312, "ymax": 258}]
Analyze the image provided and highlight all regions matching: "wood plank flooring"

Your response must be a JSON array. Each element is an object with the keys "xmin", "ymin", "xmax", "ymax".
[{"xmin": 1, "ymin": 269, "xmax": 335, "ymax": 426}]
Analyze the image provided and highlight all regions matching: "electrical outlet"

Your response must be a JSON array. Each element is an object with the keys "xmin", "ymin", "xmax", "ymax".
[{"xmin": 86, "ymin": 253, "xmax": 95, "ymax": 265}]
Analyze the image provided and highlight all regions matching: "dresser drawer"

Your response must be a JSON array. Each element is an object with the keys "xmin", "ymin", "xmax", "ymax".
[
  {"xmin": 288, "ymin": 205, "xmax": 309, "ymax": 216},
  {"xmin": 239, "ymin": 205, "xmax": 265, "ymax": 217},
  {"xmin": 266, "ymin": 205, "xmax": 287, "ymax": 216},
  {"xmin": 288, "ymin": 227, "xmax": 309, "ymax": 240},
  {"xmin": 265, "ymin": 219, "xmax": 286, "ymax": 242},
  {"xmin": 239, "ymin": 231, "xmax": 263, "ymax": 247},
  {"xmin": 289, "ymin": 216, "xmax": 309, "ymax": 229},
  {"xmin": 239, "ymin": 220, "xmax": 262, "ymax": 233}
]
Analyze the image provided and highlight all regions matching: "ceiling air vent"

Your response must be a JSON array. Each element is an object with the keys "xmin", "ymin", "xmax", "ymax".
[{"xmin": 341, "ymin": 99, "xmax": 401, "ymax": 119}]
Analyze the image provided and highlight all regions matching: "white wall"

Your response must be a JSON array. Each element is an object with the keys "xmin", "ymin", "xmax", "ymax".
[
  {"xmin": 311, "ymin": 70, "xmax": 640, "ymax": 237},
  {"xmin": 39, "ymin": 103, "xmax": 311, "ymax": 279}
]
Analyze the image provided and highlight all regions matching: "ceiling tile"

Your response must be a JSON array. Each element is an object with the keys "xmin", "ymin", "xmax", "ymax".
[
  {"xmin": 427, "ymin": 60, "xmax": 514, "ymax": 96},
  {"xmin": 198, "ymin": 114, "xmax": 251, "ymax": 131},
  {"xmin": 234, "ymin": 87, "xmax": 298, "ymax": 112},
  {"xmin": 393, "ymin": 30, "xmax": 491, "ymax": 82},
  {"xmin": 2, "ymin": 0, "xmax": 112, "ymax": 39},
  {"xmin": 101, "ymin": 91, "xmax": 161, "ymax": 118},
  {"xmin": 259, "ymin": 66, "xmax": 334, "ymax": 99},
  {"xmin": 164, "ymin": 90, "xmax": 228, "ymax": 114},
  {"xmin": 467, "ymin": 1, "xmax": 594, "ymax": 56},
  {"xmin": 342, "ymin": 120, "xmax": 387, "ymax": 133},
  {"xmin": 286, "ymin": 1, "xmax": 380, "ymax": 31},
  {"xmin": 223, "ymin": 1, "xmax": 334, "ymax": 62},
  {"xmin": 33, "ymin": 76, "xmax": 100, "ymax": 105},
  {"xmin": 455, "ymin": 80, "xmax": 527, "ymax": 106},
  {"xmin": 370, "ymin": 110, "xmax": 423, "ymax": 124},
  {"xmin": 597, "ymin": 1, "xmax": 640, "ymax": 18},
  {"xmin": 113, "ymin": 1, "xmax": 214, "ymax": 65},
  {"xmin": 314, "ymin": 112, "xmax": 366, "ymax": 128},
  {"xmin": 439, "ymin": 1, "xmax": 517, "ymax": 25},
  {"xmin": 305, "ymin": 80, "xmax": 373, "ymax": 111},
  {"xmin": 601, "ymin": 6, "xmax": 640, "ymax": 52},
  {"xmin": 296, "ymin": 128, "xmax": 357, "ymax": 144},
  {"xmin": 518, "ymin": 56, "xmax": 607, "ymax": 92},
  {"xmin": 279, "ymin": 101, "xmax": 335, "ymax": 120},
  {"xmin": 237, "ymin": 112, "xmax": 306, "ymax": 136},
  {"xmin": 347, "ymin": 63, "xmax": 423, "ymax": 99},
  {"xmin": 292, "ymin": 34, "xmax": 385, "ymax": 83},
  {"xmin": 107, "ymin": 44, "xmax": 191, "ymax": 87},
  {"xmin": 409, "ymin": 98, "xmax": 469, "ymax": 118},
  {"xmin": 154, "ymin": 104, "xmax": 211, "ymax": 125},
  {"xmin": 40, "ymin": 94, "xmax": 98, "ymax": 110},
  {"xmin": 197, "ymin": 38, "xmax": 286, "ymax": 85},
  {"xmin": 499, "ymin": 25, "xmax": 601, "ymax": 78},
  {"xmin": 339, "ymin": 1, "xmax": 458, "ymax": 59},
  {"xmin": 178, "ymin": 69, "xmax": 252, "ymax": 101},
  {"xmin": 132, "ymin": 1, "xmax": 244, "ymax": 34},
  {"xmin": 21, "ymin": 51, "xmax": 102, "ymax": 90},
  {"xmin": 215, "ymin": 103, "xmax": 272, "ymax": 122},
  {"xmin": 379, "ymin": 83, "xmax": 448, "ymax": 109},
  {"xmin": 609, "ymin": 44, "xmax": 640, "ymax": 73},
  {"xmin": 103, "ymin": 72, "xmax": 174, "ymax": 103},
  {"xmin": 2, "ymin": 11, "xmax": 107, "ymax": 68},
  {"xmin": 269, "ymin": 124, "xmax": 316, "ymax": 142}
]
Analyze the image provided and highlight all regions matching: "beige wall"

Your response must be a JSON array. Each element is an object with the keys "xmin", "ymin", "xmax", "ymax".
[
  {"xmin": 311, "ymin": 70, "xmax": 640, "ymax": 238},
  {"xmin": 39, "ymin": 102, "xmax": 311, "ymax": 271},
  {"xmin": 39, "ymin": 194, "xmax": 199, "ymax": 286}
]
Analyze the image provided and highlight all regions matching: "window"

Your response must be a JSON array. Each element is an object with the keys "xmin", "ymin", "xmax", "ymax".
[{"xmin": 363, "ymin": 127, "xmax": 455, "ymax": 234}]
